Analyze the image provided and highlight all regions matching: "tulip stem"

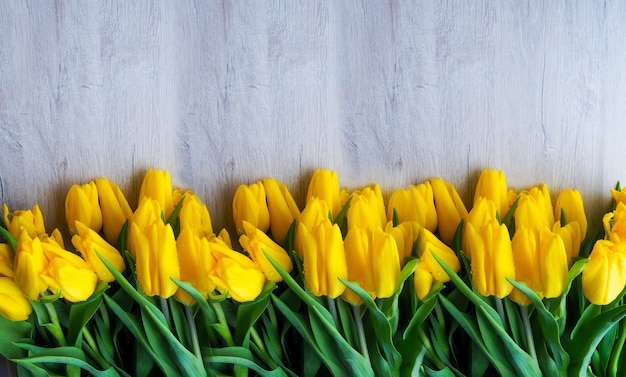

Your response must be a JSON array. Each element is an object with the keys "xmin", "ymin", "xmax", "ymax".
[
  {"xmin": 353, "ymin": 305, "xmax": 371, "ymax": 365},
  {"xmin": 185, "ymin": 305, "xmax": 202, "ymax": 362},
  {"xmin": 520, "ymin": 305, "xmax": 537, "ymax": 361},
  {"xmin": 327, "ymin": 297, "xmax": 340, "ymax": 329},
  {"xmin": 495, "ymin": 298, "xmax": 508, "ymax": 333},
  {"xmin": 44, "ymin": 302, "xmax": 67, "ymax": 347},
  {"xmin": 160, "ymin": 297, "xmax": 173, "ymax": 331}
]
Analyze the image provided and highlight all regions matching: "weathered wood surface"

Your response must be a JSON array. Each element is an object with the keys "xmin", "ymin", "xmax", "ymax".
[{"xmin": 1, "ymin": 1, "xmax": 625, "ymax": 235}]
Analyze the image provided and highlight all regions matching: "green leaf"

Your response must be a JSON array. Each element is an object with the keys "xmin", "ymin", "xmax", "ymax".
[
  {"xmin": 506, "ymin": 279, "xmax": 569, "ymax": 375},
  {"xmin": 67, "ymin": 282, "xmax": 108, "ymax": 345},
  {"xmin": 235, "ymin": 281, "xmax": 275, "ymax": 345},
  {"xmin": 0, "ymin": 315, "xmax": 32, "ymax": 359},
  {"xmin": 102, "ymin": 295, "xmax": 179, "ymax": 376},
  {"xmin": 12, "ymin": 345, "xmax": 119, "ymax": 377},
  {"xmin": 565, "ymin": 305, "xmax": 626, "ymax": 376},
  {"xmin": 270, "ymin": 294, "xmax": 343, "ymax": 376},
  {"xmin": 206, "ymin": 346, "xmax": 288, "ymax": 377},
  {"xmin": 438, "ymin": 295, "xmax": 516, "ymax": 377},
  {"xmin": 0, "ymin": 223, "xmax": 18, "ymax": 251},
  {"xmin": 340, "ymin": 279, "xmax": 402, "ymax": 375},
  {"xmin": 142, "ymin": 305, "xmax": 207, "ymax": 377}
]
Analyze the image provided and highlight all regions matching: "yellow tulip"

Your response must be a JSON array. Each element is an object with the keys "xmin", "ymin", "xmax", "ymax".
[
  {"xmin": 3, "ymin": 203, "xmax": 46, "ymax": 239},
  {"xmin": 416, "ymin": 227, "xmax": 461, "ymax": 283},
  {"xmin": 239, "ymin": 221, "xmax": 292, "ymax": 283},
  {"xmin": 474, "ymin": 169, "xmax": 509, "ymax": 220},
  {"xmin": 306, "ymin": 169, "xmax": 341, "ymax": 218},
  {"xmin": 298, "ymin": 220, "xmax": 347, "ymax": 298},
  {"xmin": 611, "ymin": 189, "xmax": 626, "ymax": 207},
  {"xmin": 208, "ymin": 239, "xmax": 265, "ymax": 302},
  {"xmin": 175, "ymin": 228, "xmax": 217, "ymax": 305},
  {"xmin": 347, "ymin": 185, "xmax": 386, "ymax": 231},
  {"xmin": 295, "ymin": 197, "xmax": 331, "ymax": 258},
  {"xmin": 262, "ymin": 178, "xmax": 300, "ymax": 245},
  {"xmin": 555, "ymin": 188, "xmax": 587, "ymax": 239},
  {"xmin": 130, "ymin": 221, "xmax": 180, "ymax": 298},
  {"xmin": 42, "ymin": 256, "xmax": 98, "ymax": 303},
  {"xmin": 0, "ymin": 277, "xmax": 32, "ymax": 321},
  {"xmin": 515, "ymin": 185, "xmax": 554, "ymax": 230},
  {"xmin": 0, "ymin": 244, "xmax": 14, "ymax": 278},
  {"xmin": 385, "ymin": 221, "xmax": 421, "ymax": 264},
  {"xmin": 95, "ymin": 178, "xmax": 133, "ymax": 244},
  {"xmin": 127, "ymin": 197, "xmax": 163, "ymax": 258},
  {"xmin": 139, "ymin": 169, "xmax": 174, "ymax": 218},
  {"xmin": 463, "ymin": 198, "xmax": 499, "ymax": 259},
  {"xmin": 71, "ymin": 221, "xmax": 125, "ymax": 282},
  {"xmin": 342, "ymin": 227, "xmax": 401, "ymax": 304},
  {"xmin": 465, "ymin": 220, "xmax": 515, "ymax": 298},
  {"xmin": 605, "ymin": 202, "xmax": 626, "ymax": 244},
  {"xmin": 178, "ymin": 191, "xmax": 214, "ymax": 238},
  {"xmin": 510, "ymin": 227, "xmax": 568, "ymax": 304},
  {"xmin": 232, "ymin": 182, "xmax": 270, "ymax": 233},
  {"xmin": 414, "ymin": 262, "xmax": 435, "ymax": 301},
  {"xmin": 387, "ymin": 182, "xmax": 437, "ymax": 232},
  {"xmin": 14, "ymin": 231, "xmax": 48, "ymax": 300},
  {"xmin": 430, "ymin": 178, "xmax": 468, "ymax": 245},
  {"xmin": 582, "ymin": 239, "xmax": 626, "ymax": 305},
  {"xmin": 552, "ymin": 221, "xmax": 582, "ymax": 265},
  {"xmin": 65, "ymin": 181, "xmax": 102, "ymax": 233},
  {"xmin": 515, "ymin": 192, "xmax": 552, "ymax": 231}
]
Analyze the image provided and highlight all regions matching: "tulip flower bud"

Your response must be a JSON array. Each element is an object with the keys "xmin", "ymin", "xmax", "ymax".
[
  {"xmin": 14, "ymin": 231, "xmax": 48, "ymax": 300},
  {"xmin": 387, "ymin": 182, "xmax": 437, "ymax": 232},
  {"xmin": 474, "ymin": 169, "xmax": 509, "ymax": 220},
  {"xmin": 385, "ymin": 221, "xmax": 421, "ymax": 264},
  {"xmin": 515, "ymin": 191, "xmax": 553, "ymax": 231},
  {"xmin": 178, "ymin": 191, "xmax": 214, "ymax": 238},
  {"xmin": 306, "ymin": 169, "xmax": 341, "ymax": 219},
  {"xmin": 463, "ymin": 198, "xmax": 499, "ymax": 259},
  {"xmin": 65, "ymin": 181, "xmax": 102, "ymax": 234},
  {"xmin": 347, "ymin": 186, "xmax": 386, "ymax": 231},
  {"xmin": 342, "ymin": 227, "xmax": 401, "ymax": 305},
  {"xmin": 95, "ymin": 178, "xmax": 133, "ymax": 244},
  {"xmin": 208, "ymin": 239, "xmax": 265, "ymax": 302},
  {"xmin": 0, "ymin": 277, "xmax": 32, "ymax": 321},
  {"xmin": 552, "ymin": 221, "xmax": 581, "ymax": 266},
  {"xmin": 582, "ymin": 240, "xmax": 626, "ymax": 305},
  {"xmin": 298, "ymin": 220, "xmax": 348, "ymax": 298},
  {"xmin": 232, "ymin": 182, "xmax": 270, "ymax": 233},
  {"xmin": 604, "ymin": 202, "xmax": 626, "ymax": 244},
  {"xmin": 0, "ymin": 244, "xmax": 14, "ymax": 278},
  {"xmin": 430, "ymin": 178, "xmax": 468, "ymax": 245},
  {"xmin": 239, "ymin": 221, "xmax": 292, "ymax": 283},
  {"xmin": 510, "ymin": 227, "xmax": 568, "ymax": 304},
  {"xmin": 127, "ymin": 197, "xmax": 163, "ymax": 258},
  {"xmin": 139, "ymin": 169, "xmax": 174, "ymax": 218},
  {"xmin": 414, "ymin": 262, "xmax": 434, "ymax": 301},
  {"xmin": 130, "ymin": 221, "xmax": 180, "ymax": 298},
  {"xmin": 262, "ymin": 178, "xmax": 300, "ymax": 245},
  {"xmin": 555, "ymin": 188, "xmax": 587, "ymax": 239},
  {"xmin": 175, "ymin": 228, "xmax": 217, "ymax": 305},
  {"xmin": 416, "ymin": 227, "xmax": 461, "ymax": 283},
  {"xmin": 71, "ymin": 221, "xmax": 125, "ymax": 282},
  {"xmin": 515, "ymin": 185, "xmax": 554, "ymax": 230},
  {"xmin": 41, "ymin": 256, "xmax": 98, "ymax": 303},
  {"xmin": 295, "ymin": 197, "xmax": 331, "ymax": 258},
  {"xmin": 3, "ymin": 203, "xmax": 46, "ymax": 239},
  {"xmin": 466, "ymin": 220, "xmax": 515, "ymax": 298}
]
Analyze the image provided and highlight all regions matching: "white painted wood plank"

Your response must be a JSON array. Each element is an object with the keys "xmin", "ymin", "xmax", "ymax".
[{"xmin": 0, "ymin": 0, "xmax": 625, "ymax": 235}]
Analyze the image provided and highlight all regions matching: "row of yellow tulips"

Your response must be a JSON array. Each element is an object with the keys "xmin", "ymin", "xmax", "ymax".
[{"xmin": 0, "ymin": 167, "xmax": 623, "ymax": 327}]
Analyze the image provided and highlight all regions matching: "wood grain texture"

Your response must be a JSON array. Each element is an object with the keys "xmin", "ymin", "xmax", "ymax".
[{"xmin": 1, "ymin": 0, "xmax": 625, "ymax": 235}]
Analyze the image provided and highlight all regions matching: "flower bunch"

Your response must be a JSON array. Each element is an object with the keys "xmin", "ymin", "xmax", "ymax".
[{"xmin": 1, "ymin": 167, "xmax": 626, "ymax": 377}]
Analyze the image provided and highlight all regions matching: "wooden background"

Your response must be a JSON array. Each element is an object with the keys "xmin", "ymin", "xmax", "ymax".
[{"xmin": 2, "ymin": 0, "xmax": 626, "ymax": 238}]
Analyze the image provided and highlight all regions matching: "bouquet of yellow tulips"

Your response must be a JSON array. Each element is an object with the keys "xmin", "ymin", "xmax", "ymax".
[{"xmin": 0, "ymin": 167, "xmax": 625, "ymax": 376}]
